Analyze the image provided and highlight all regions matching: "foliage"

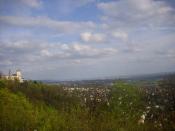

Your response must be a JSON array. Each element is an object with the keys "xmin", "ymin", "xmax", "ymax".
[
  {"xmin": 0, "ymin": 77, "xmax": 174, "ymax": 131},
  {"xmin": 0, "ymin": 88, "xmax": 38, "ymax": 131}
]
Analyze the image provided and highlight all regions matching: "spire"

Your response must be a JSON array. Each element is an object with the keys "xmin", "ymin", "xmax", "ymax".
[{"xmin": 8, "ymin": 69, "xmax": 11, "ymax": 77}]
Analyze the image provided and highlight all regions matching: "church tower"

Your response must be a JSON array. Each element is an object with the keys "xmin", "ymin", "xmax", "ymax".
[
  {"xmin": 16, "ymin": 69, "xmax": 23, "ymax": 83},
  {"xmin": 16, "ymin": 70, "xmax": 22, "ymax": 78}
]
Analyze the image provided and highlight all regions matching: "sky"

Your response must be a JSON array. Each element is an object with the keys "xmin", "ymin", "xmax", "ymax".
[{"xmin": 0, "ymin": 0, "xmax": 175, "ymax": 80}]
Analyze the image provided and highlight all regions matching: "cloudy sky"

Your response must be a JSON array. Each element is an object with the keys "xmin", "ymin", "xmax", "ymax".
[{"xmin": 0, "ymin": 0, "xmax": 175, "ymax": 80}]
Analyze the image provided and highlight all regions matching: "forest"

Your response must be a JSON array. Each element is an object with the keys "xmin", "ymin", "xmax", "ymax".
[{"xmin": 0, "ymin": 75, "xmax": 175, "ymax": 131}]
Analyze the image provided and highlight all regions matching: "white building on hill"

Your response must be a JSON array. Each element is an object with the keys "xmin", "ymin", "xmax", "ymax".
[{"xmin": 3, "ymin": 70, "xmax": 24, "ymax": 83}]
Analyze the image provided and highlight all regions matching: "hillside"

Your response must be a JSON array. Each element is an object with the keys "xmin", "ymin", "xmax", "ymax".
[{"xmin": 0, "ymin": 76, "xmax": 175, "ymax": 131}]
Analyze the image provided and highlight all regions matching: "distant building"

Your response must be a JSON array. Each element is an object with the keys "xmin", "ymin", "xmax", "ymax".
[{"xmin": 2, "ymin": 69, "xmax": 24, "ymax": 83}]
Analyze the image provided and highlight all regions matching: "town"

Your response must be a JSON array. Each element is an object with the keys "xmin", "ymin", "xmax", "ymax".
[{"xmin": 0, "ymin": 69, "xmax": 175, "ymax": 130}]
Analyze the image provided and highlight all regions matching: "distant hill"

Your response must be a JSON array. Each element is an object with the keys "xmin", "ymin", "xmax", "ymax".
[{"xmin": 35, "ymin": 72, "xmax": 175, "ymax": 85}]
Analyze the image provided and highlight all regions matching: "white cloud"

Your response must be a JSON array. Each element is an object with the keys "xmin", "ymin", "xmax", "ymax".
[
  {"xmin": 0, "ymin": 60, "xmax": 13, "ymax": 66},
  {"xmin": 61, "ymin": 44, "xmax": 70, "ymax": 50},
  {"xmin": 72, "ymin": 59, "xmax": 81, "ymax": 64},
  {"xmin": 0, "ymin": 16, "xmax": 96, "ymax": 33},
  {"xmin": 20, "ymin": 0, "xmax": 42, "ymax": 8},
  {"xmin": 112, "ymin": 31, "xmax": 128, "ymax": 41},
  {"xmin": 97, "ymin": 0, "xmax": 175, "ymax": 27},
  {"xmin": 41, "ymin": 49, "xmax": 52, "ymax": 57},
  {"xmin": 0, "ymin": 39, "xmax": 118, "ymax": 68},
  {"xmin": 168, "ymin": 50, "xmax": 175, "ymax": 57},
  {"xmin": 66, "ymin": 43, "xmax": 117, "ymax": 58},
  {"xmin": 80, "ymin": 32, "xmax": 106, "ymax": 43}
]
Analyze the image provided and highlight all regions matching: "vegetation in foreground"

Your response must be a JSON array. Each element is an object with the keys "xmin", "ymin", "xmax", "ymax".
[{"xmin": 0, "ymin": 75, "xmax": 175, "ymax": 131}]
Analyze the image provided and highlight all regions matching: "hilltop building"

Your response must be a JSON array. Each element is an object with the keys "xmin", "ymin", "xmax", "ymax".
[{"xmin": 2, "ymin": 70, "xmax": 24, "ymax": 83}]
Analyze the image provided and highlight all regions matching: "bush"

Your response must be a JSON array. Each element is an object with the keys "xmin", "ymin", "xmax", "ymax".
[
  {"xmin": 0, "ymin": 88, "xmax": 38, "ymax": 131},
  {"xmin": 0, "ymin": 80, "xmax": 6, "ymax": 88}
]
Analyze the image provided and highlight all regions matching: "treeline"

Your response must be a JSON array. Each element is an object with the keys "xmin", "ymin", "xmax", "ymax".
[{"xmin": 0, "ymin": 75, "xmax": 175, "ymax": 131}]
